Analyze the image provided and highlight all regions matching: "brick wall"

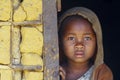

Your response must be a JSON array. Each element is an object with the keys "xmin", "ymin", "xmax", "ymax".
[{"xmin": 0, "ymin": 0, "xmax": 43, "ymax": 80}]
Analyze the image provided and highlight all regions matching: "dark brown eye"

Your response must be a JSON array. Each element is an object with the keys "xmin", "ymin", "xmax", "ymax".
[
  {"xmin": 68, "ymin": 37, "xmax": 75, "ymax": 41},
  {"xmin": 84, "ymin": 36, "xmax": 91, "ymax": 41}
]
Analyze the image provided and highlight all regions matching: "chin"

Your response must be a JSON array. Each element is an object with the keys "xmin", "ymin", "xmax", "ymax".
[{"xmin": 73, "ymin": 59, "xmax": 87, "ymax": 63}]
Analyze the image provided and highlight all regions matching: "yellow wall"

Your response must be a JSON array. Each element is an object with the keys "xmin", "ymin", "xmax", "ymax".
[{"xmin": 0, "ymin": 0, "xmax": 43, "ymax": 80}]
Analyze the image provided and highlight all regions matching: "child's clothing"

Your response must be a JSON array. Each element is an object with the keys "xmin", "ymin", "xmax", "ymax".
[
  {"xmin": 77, "ymin": 66, "xmax": 94, "ymax": 80},
  {"xmin": 59, "ymin": 7, "xmax": 113, "ymax": 80}
]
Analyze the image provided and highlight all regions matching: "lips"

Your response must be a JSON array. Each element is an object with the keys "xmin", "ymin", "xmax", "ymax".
[{"xmin": 74, "ymin": 50, "xmax": 84, "ymax": 58}]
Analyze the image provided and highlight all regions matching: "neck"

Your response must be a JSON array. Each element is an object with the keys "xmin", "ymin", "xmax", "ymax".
[{"xmin": 67, "ymin": 60, "xmax": 91, "ymax": 72}]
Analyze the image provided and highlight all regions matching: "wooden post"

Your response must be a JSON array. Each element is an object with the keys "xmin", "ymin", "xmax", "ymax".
[
  {"xmin": 57, "ymin": 0, "xmax": 62, "ymax": 12},
  {"xmin": 43, "ymin": 0, "xmax": 59, "ymax": 80}
]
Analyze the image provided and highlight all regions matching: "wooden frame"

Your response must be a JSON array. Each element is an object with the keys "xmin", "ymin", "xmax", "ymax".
[
  {"xmin": 0, "ymin": 0, "xmax": 60, "ymax": 79},
  {"xmin": 43, "ymin": 0, "xmax": 59, "ymax": 80}
]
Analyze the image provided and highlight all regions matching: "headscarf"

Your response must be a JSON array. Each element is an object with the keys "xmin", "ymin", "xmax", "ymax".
[{"xmin": 58, "ymin": 7, "xmax": 104, "ymax": 80}]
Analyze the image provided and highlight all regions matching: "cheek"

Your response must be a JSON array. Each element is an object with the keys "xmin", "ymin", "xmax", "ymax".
[
  {"xmin": 63, "ymin": 42, "xmax": 74, "ymax": 54},
  {"xmin": 85, "ymin": 42, "xmax": 96, "ymax": 56}
]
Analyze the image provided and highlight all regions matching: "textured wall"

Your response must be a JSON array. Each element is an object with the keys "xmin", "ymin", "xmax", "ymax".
[{"xmin": 0, "ymin": 0, "xmax": 43, "ymax": 80}]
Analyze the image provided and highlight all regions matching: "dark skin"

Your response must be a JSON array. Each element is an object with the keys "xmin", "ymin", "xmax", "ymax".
[{"xmin": 59, "ymin": 18, "xmax": 96, "ymax": 80}]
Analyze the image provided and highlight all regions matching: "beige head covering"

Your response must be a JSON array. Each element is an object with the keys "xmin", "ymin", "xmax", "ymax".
[{"xmin": 59, "ymin": 7, "xmax": 104, "ymax": 80}]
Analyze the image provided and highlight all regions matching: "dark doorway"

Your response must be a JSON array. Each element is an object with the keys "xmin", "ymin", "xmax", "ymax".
[{"xmin": 58, "ymin": 0, "xmax": 120, "ymax": 80}]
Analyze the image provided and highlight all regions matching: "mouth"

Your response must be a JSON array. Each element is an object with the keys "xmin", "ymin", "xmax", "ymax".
[{"xmin": 74, "ymin": 50, "xmax": 85, "ymax": 58}]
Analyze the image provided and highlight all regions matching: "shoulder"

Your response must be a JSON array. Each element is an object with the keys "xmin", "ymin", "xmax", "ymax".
[{"xmin": 95, "ymin": 63, "xmax": 113, "ymax": 80}]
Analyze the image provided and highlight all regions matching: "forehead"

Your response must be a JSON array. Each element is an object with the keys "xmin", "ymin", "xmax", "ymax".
[{"xmin": 63, "ymin": 19, "xmax": 94, "ymax": 34}]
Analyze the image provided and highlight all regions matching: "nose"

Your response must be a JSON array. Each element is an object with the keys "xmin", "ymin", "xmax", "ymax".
[{"xmin": 75, "ymin": 40, "xmax": 84, "ymax": 50}]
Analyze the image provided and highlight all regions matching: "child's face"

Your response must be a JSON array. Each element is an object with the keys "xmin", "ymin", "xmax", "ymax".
[{"xmin": 62, "ymin": 19, "xmax": 96, "ymax": 64}]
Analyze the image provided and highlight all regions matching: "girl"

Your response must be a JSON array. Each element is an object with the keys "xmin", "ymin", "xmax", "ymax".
[{"xmin": 58, "ymin": 7, "xmax": 113, "ymax": 80}]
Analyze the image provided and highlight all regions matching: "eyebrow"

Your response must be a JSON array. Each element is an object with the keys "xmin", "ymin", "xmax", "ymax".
[
  {"xmin": 66, "ymin": 33, "xmax": 95, "ymax": 35},
  {"xmin": 83, "ymin": 33, "xmax": 95, "ymax": 35},
  {"xmin": 63, "ymin": 33, "xmax": 75, "ymax": 37},
  {"xmin": 66, "ymin": 33, "xmax": 76, "ymax": 35}
]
